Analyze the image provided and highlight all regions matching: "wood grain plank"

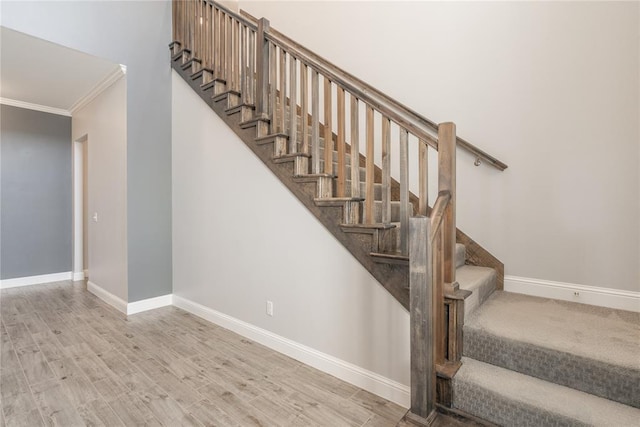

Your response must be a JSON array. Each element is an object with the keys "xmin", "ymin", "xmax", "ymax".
[
  {"xmin": 16, "ymin": 345, "xmax": 55, "ymax": 385},
  {"xmin": 5, "ymin": 323, "xmax": 36, "ymax": 350},
  {"xmin": 49, "ymin": 357, "xmax": 101, "ymax": 407},
  {"xmin": 30, "ymin": 379, "xmax": 86, "ymax": 426},
  {"xmin": 188, "ymin": 398, "xmax": 243, "ymax": 427},
  {"xmin": 3, "ymin": 409, "xmax": 44, "ymax": 427},
  {"xmin": 0, "ymin": 370, "xmax": 39, "ymax": 420},
  {"xmin": 76, "ymin": 399, "xmax": 124, "ymax": 427},
  {"xmin": 134, "ymin": 357, "xmax": 204, "ymax": 407},
  {"xmin": 108, "ymin": 392, "xmax": 158, "ymax": 426}
]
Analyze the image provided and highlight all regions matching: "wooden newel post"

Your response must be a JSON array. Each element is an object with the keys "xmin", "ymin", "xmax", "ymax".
[
  {"xmin": 438, "ymin": 122, "xmax": 457, "ymax": 289},
  {"xmin": 255, "ymin": 17, "xmax": 270, "ymax": 120},
  {"xmin": 409, "ymin": 216, "xmax": 437, "ymax": 425}
]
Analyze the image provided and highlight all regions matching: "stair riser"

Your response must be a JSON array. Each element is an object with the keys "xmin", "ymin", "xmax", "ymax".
[
  {"xmin": 372, "ymin": 201, "xmax": 413, "ymax": 224},
  {"xmin": 463, "ymin": 330, "xmax": 640, "ymax": 408},
  {"xmin": 319, "ymin": 161, "xmax": 367, "ymax": 181}
]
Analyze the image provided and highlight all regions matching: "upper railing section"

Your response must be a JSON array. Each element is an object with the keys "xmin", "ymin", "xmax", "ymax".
[
  {"xmin": 172, "ymin": 0, "xmax": 507, "ymax": 171},
  {"xmin": 239, "ymin": 9, "xmax": 507, "ymax": 172}
]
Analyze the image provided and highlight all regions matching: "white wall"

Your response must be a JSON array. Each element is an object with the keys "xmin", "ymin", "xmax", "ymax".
[
  {"xmin": 73, "ymin": 77, "xmax": 128, "ymax": 302},
  {"xmin": 172, "ymin": 71, "xmax": 410, "ymax": 401},
  {"xmin": 238, "ymin": 1, "xmax": 640, "ymax": 292}
]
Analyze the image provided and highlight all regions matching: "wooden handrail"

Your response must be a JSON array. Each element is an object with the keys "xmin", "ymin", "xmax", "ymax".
[{"xmin": 239, "ymin": 9, "xmax": 507, "ymax": 171}]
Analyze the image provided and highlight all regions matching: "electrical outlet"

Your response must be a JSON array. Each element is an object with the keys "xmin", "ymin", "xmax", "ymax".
[{"xmin": 266, "ymin": 300, "xmax": 274, "ymax": 316}]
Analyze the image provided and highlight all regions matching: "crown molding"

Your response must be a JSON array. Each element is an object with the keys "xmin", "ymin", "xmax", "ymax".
[
  {"xmin": 69, "ymin": 64, "xmax": 126, "ymax": 114},
  {"xmin": 0, "ymin": 97, "xmax": 71, "ymax": 117}
]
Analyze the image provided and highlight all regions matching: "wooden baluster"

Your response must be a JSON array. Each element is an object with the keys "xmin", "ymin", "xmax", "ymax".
[
  {"xmin": 399, "ymin": 128, "xmax": 409, "ymax": 254},
  {"xmin": 225, "ymin": 14, "xmax": 231, "ymax": 83},
  {"xmin": 381, "ymin": 117, "xmax": 391, "ymax": 224},
  {"xmin": 180, "ymin": 0, "xmax": 183, "ymax": 46},
  {"xmin": 323, "ymin": 77, "xmax": 333, "ymax": 175},
  {"xmin": 409, "ymin": 216, "xmax": 436, "ymax": 423},
  {"xmin": 219, "ymin": 11, "xmax": 224, "ymax": 79},
  {"xmin": 197, "ymin": 0, "xmax": 202, "ymax": 61},
  {"xmin": 438, "ymin": 123, "xmax": 457, "ymax": 287},
  {"xmin": 188, "ymin": 1, "xmax": 193, "ymax": 52},
  {"xmin": 240, "ymin": 23, "xmax": 246, "ymax": 104},
  {"xmin": 279, "ymin": 48, "xmax": 286, "ymax": 133},
  {"xmin": 311, "ymin": 70, "xmax": 320, "ymax": 174},
  {"xmin": 202, "ymin": 1, "xmax": 206, "ymax": 62},
  {"xmin": 214, "ymin": 8, "xmax": 220, "ymax": 77},
  {"xmin": 231, "ymin": 18, "xmax": 237, "ymax": 91},
  {"xmin": 336, "ymin": 87, "xmax": 346, "ymax": 197},
  {"xmin": 419, "ymin": 140, "xmax": 429, "ymax": 216},
  {"xmin": 269, "ymin": 42, "xmax": 277, "ymax": 132},
  {"xmin": 177, "ymin": 0, "xmax": 181, "ymax": 45},
  {"xmin": 249, "ymin": 29, "xmax": 255, "ymax": 106},
  {"xmin": 300, "ymin": 62, "xmax": 309, "ymax": 156},
  {"xmin": 350, "ymin": 95, "xmax": 360, "ymax": 198},
  {"xmin": 194, "ymin": 0, "xmax": 198, "ymax": 59},
  {"xmin": 365, "ymin": 106, "xmax": 374, "ymax": 223},
  {"xmin": 228, "ymin": 16, "xmax": 234, "ymax": 86},
  {"xmin": 255, "ymin": 19, "xmax": 269, "ymax": 118},
  {"xmin": 207, "ymin": 4, "xmax": 212, "ymax": 70},
  {"xmin": 234, "ymin": 19, "xmax": 240, "ymax": 92},
  {"xmin": 289, "ymin": 54, "xmax": 297, "ymax": 153},
  {"xmin": 172, "ymin": 0, "xmax": 176, "ymax": 42},
  {"xmin": 434, "ymin": 227, "xmax": 445, "ymax": 366},
  {"xmin": 174, "ymin": 0, "xmax": 178, "ymax": 44}
]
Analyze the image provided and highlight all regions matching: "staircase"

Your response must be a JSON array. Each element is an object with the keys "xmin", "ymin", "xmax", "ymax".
[{"xmin": 169, "ymin": 1, "xmax": 639, "ymax": 425}]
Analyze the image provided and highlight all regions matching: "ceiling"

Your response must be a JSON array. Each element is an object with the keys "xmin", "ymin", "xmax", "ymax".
[{"xmin": 0, "ymin": 26, "xmax": 122, "ymax": 113}]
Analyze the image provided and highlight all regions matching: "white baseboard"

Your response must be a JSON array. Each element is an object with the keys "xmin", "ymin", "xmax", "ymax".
[
  {"xmin": 127, "ymin": 294, "xmax": 173, "ymax": 315},
  {"xmin": 87, "ymin": 281, "xmax": 173, "ymax": 316},
  {"xmin": 0, "ymin": 271, "xmax": 72, "ymax": 289},
  {"xmin": 72, "ymin": 271, "xmax": 85, "ymax": 281},
  {"xmin": 504, "ymin": 276, "xmax": 640, "ymax": 313},
  {"xmin": 172, "ymin": 295, "xmax": 410, "ymax": 407},
  {"xmin": 87, "ymin": 281, "xmax": 128, "ymax": 314}
]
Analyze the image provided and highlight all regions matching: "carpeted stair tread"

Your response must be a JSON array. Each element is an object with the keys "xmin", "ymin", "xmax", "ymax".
[
  {"xmin": 464, "ymin": 291, "xmax": 640, "ymax": 407},
  {"xmin": 453, "ymin": 357, "xmax": 640, "ymax": 427},
  {"xmin": 455, "ymin": 265, "xmax": 496, "ymax": 317}
]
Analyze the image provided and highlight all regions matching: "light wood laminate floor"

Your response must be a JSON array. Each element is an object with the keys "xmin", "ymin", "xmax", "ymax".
[
  {"xmin": 1, "ymin": 281, "xmax": 480, "ymax": 427},
  {"xmin": 1, "ymin": 280, "xmax": 416, "ymax": 426}
]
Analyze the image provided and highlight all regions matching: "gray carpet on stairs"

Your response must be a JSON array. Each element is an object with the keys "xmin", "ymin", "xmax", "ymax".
[
  {"xmin": 463, "ymin": 291, "xmax": 640, "ymax": 409},
  {"xmin": 453, "ymin": 357, "xmax": 640, "ymax": 427},
  {"xmin": 455, "ymin": 265, "xmax": 497, "ymax": 316}
]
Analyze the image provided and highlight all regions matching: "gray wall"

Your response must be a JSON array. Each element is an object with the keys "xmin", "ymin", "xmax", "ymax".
[
  {"xmin": 1, "ymin": 105, "xmax": 72, "ymax": 280},
  {"xmin": 1, "ymin": 1, "xmax": 173, "ymax": 301}
]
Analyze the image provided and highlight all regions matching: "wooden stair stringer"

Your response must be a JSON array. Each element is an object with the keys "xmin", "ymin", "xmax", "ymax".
[{"xmin": 173, "ymin": 59, "xmax": 410, "ymax": 310}]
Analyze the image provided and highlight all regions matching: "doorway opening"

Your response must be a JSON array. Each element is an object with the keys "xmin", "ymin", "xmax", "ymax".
[{"xmin": 73, "ymin": 135, "xmax": 89, "ymax": 281}]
